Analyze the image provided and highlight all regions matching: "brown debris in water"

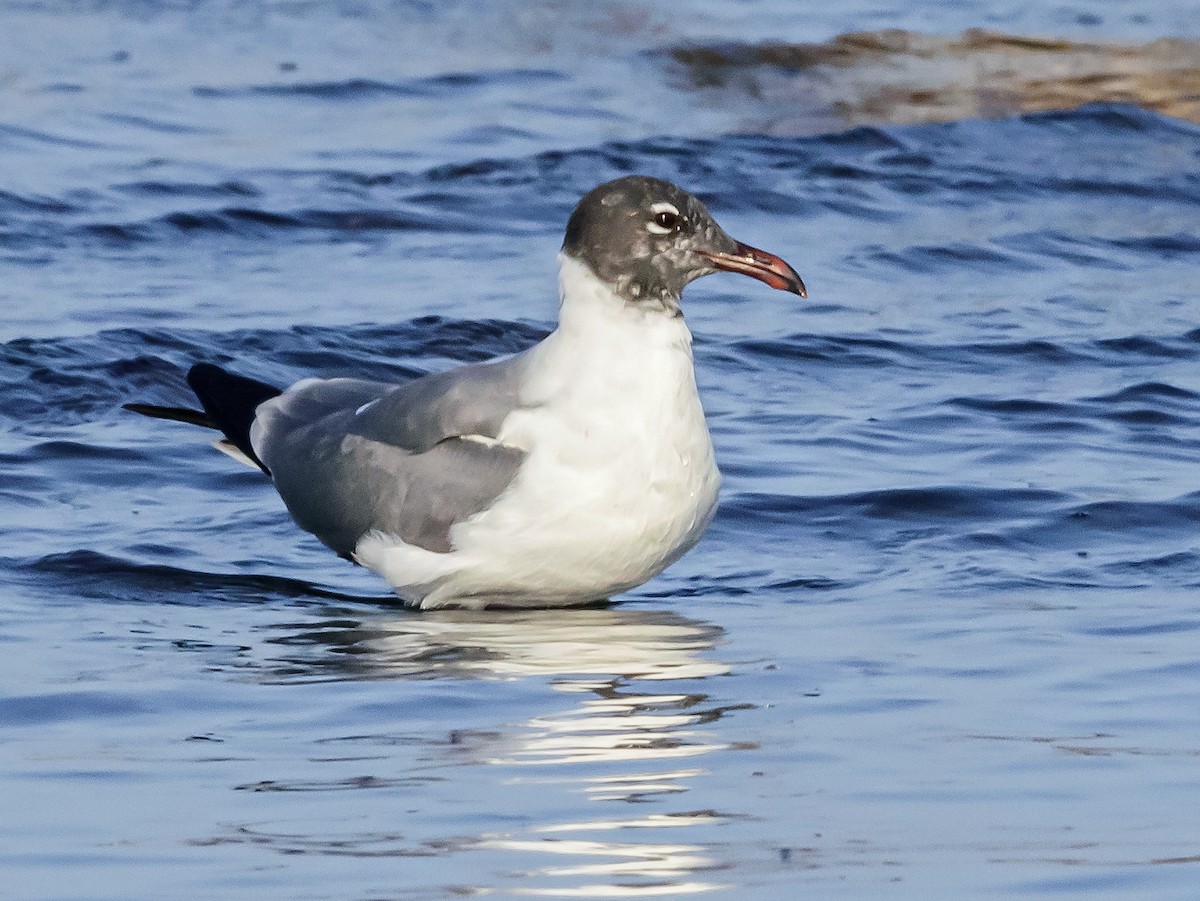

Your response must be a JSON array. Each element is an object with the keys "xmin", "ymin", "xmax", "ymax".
[{"xmin": 670, "ymin": 28, "xmax": 1200, "ymax": 132}]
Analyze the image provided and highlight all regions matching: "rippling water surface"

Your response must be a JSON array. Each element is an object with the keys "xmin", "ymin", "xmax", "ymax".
[{"xmin": 3, "ymin": 1, "xmax": 1200, "ymax": 898}]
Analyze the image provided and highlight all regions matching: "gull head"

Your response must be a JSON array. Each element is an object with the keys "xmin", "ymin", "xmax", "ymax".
[{"xmin": 562, "ymin": 175, "xmax": 806, "ymax": 312}]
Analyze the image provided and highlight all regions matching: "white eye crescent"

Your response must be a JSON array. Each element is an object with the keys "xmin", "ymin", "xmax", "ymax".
[{"xmin": 647, "ymin": 201, "xmax": 681, "ymax": 234}]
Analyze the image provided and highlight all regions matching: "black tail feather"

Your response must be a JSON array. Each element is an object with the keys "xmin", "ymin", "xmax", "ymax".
[
  {"xmin": 123, "ymin": 363, "xmax": 282, "ymax": 476},
  {"xmin": 122, "ymin": 403, "xmax": 216, "ymax": 429},
  {"xmin": 186, "ymin": 363, "xmax": 282, "ymax": 475}
]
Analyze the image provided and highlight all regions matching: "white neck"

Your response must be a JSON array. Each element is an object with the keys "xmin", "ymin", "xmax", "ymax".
[
  {"xmin": 556, "ymin": 252, "xmax": 690, "ymax": 342},
  {"xmin": 516, "ymin": 255, "xmax": 695, "ymax": 403}
]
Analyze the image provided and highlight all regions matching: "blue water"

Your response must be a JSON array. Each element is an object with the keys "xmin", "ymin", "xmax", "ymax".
[{"xmin": 3, "ymin": 1, "xmax": 1200, "ymax": 898}]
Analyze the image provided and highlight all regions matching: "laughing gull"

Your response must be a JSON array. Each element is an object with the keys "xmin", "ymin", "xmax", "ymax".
[{"xmin": 125, "ymin": 176, "xmax": 805, "ymax": 608}]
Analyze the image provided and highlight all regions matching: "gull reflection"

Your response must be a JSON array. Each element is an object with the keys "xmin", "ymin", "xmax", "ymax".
[
  {"xmin": 264, "ymin": 605, "xmax": 728, "ymax": 682},
  {"xmin": 253, "ymin": 603, "xmax": 745, "ymax": 896},
  {"xmin": 489, "ymin": 837, "xmax": 722, "ymax": 895},
  {"xmin": 501, "ymin": 683, "xmax": 747, "ymax": 767}
]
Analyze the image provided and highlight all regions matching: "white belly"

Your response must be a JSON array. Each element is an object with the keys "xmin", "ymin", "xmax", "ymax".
[{"xmin": 434, "ymin": 381, "xmax": 721, "ymax": 606}]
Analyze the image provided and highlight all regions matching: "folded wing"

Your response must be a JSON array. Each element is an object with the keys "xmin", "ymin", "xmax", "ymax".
[{"xmin": 251, "ymin": 355, "xmax": 530, "ymax": 557}]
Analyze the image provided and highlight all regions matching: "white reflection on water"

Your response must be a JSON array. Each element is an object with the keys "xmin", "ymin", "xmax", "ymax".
[
  {"xmin": 489, "ymin": 836, "xmax": 724, "ymax": 896},
  {"xmin": 262, "ymin": 605, "xmax": 729, "ymax": 682},
  {"xmin": 496, "ymin": 682, "xmax": 746, "ymax": 768},
  {"xmin": 250, "ymin": 604, "xmax": 743, "ymax": 895}
]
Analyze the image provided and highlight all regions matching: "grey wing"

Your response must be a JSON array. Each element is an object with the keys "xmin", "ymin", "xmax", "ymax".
[
  {"xmin": 250, "ymin": 357, "xmax": 529, "ymax": 557},
  {"xmin": 348, "ymin": 352, "xmax": 529, "ymax": 451}
]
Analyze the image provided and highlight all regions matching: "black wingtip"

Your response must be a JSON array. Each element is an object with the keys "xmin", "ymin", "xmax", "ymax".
[{"xmin": 186, "ymin": 363, "xmax": 283, "ymax": 475}]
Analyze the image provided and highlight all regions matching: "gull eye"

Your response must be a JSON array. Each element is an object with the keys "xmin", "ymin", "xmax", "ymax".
[
  {"xmin": 655, "ymin": 210, "xmax": 679, "ymax": 229},
  {"xmin": 647, "ymin": 203, "xmax": 682, "ymax": 235}
]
